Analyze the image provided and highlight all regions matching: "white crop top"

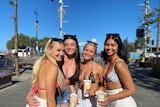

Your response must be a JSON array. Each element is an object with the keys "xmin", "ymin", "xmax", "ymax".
[{"xmin": 105, "ymin": 59, "xmax": 124, "ymax": 82}]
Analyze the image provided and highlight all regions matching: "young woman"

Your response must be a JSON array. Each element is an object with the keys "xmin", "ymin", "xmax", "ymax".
[
  {"xmin": 77, "ymin": 41, "xmax": 104, "ymax": 107},
  {"xmin": 56, "ymin": 34, "xmax": 80, "ymax": 107},
  {"xmin": 26, "ymin": 35, "xmax": 81, "ymax": 107},
  {"xmin": 98, "ymin": 33, "xmax": 137, "ymax": 107},
  {"xmin": 25, "ymin": 38, "xmax": 65, "ymax": 107}
]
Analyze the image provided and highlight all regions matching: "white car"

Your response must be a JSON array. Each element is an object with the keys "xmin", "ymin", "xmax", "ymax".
[{"xmin": 0, "ymin": 52, "xmax": 5, "ymax": 58}]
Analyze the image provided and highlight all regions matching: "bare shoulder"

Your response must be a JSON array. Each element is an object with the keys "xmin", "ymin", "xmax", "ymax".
[
  {"xmin": 114, "ymin": 59, "xmax": 129, "ymax": 74},
  {"xmin": 45, "ymin": 61, "xmax": 58, "ymax": 73},
  {"xmin": 92, "ymin": 61, "xmax": 104, "ymax": 71},
  {"xmin": 115, "ymin": 59, "xmax": 126, "ymax": 67}
]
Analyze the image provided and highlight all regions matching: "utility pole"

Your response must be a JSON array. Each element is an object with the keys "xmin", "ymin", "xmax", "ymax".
[
  {"xmin": 138, "ymin": 0, "xmax": 151, "ymax": 58},
  {"xmin": 13, "ymin": 0, "xmax": 19, "ymax": 75},
  {"xmin": 156, "ymin": 1, "xmax": 160, "ymax": 57},
  {"xmin": 34, "ymin": 10, "xmax": 39, "ymax": 57},
  {"xmin": 51, "ymin": 0, "xmax": 68, "ymax": 39},
  {"xmin": 58, "ymin": 0, "xmax": 68, "ymax": 39},
  {"xmin": 59, "ymin": 0, "xmax": 63, "ymax": 39}
]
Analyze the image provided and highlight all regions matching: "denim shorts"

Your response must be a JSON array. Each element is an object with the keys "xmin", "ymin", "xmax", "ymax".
[{"xmin": 56, "ymin": 87, "xmax": 70, "ymax": 105}]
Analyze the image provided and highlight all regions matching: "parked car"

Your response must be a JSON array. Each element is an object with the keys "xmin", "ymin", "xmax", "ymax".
[{"xmin": 0, "ymin": 52, "xmax": 5, "ymax": 58}]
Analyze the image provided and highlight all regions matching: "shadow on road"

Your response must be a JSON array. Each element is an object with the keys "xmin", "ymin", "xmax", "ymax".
[{"xmin": 129, "ymin": 63, "xmax": 160, "ymax": 92}]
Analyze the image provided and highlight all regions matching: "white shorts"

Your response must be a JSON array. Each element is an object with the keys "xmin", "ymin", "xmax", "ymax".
[
  {"xmin": 105, "ymin": 88, "xmax": 137, "ymax": 107},
  {"xmin": 25, "ymin": 95, "xmax": 47, "ymax": 107},
  {"xmin": 76, "ymin": 88, "xmax": 92, "ymax": 107}
]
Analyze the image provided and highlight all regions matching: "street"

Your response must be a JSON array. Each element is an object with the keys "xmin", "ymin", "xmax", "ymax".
[{"xmin": 0, "ymin": 57, "xmax": 159, "ymax": 107}]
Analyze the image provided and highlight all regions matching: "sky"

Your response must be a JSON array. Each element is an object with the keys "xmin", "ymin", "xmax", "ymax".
[{"xmin": 0, "ymin": 0, "xmax": 159, "ymax": 53}]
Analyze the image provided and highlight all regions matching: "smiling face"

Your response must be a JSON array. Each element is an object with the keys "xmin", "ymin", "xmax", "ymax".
[
  {"xmin": 83, "ymin": 43, "xmax": 96, "ymax": 61},
  {"xmin": 48, "ymin": 42, "xmax": 65, "ymax": 62},
  {"xmin": 64, "ymin": 39, "xmax": 77, "ymax": 56},
  {"xmin": 104, "ymin": 38, "xmax": 118, "ymax": 57}
]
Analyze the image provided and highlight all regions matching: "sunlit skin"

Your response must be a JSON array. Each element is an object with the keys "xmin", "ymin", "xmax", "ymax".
[
  {"xmin": 26, "ymin": 38, "xmax": 79, "ymax": 107},
  {"xmin": 26, "ymin": 42, "xmax": 65, "ymax": 107},
  {"xmin": 64, "ymin": 39, "xmax": 77, "ymax": 57},
  {"xmin": 79, "ymin": 44, "xmax": 103, "ymax": 96},
  {"xmin": 98, "ymin": 38, "xmax": 136, "ymax": 106},
  {"xmin": 37, "ymin": 43, "xmax": 65, "ymax": 107},
  {"xmin": 62, "ymin": 38, "xmax": 78, "ymax": 94},
  {"xmin": 49, "ymin": 43, "xmax": 65, "ymax": 62}
]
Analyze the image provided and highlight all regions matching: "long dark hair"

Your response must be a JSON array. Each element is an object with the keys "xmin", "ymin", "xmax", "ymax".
[
  {"xmin": 103, "ymin": 33, "xmax": 129, "ymax": 64},
  {"xmin": 63, "ymin": 34, "xmax": 81, "ymax": 77}
]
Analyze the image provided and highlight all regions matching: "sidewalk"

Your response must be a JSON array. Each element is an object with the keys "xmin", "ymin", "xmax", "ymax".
[
  {"xmin": 130, "ymin": 65, "xmax": 160, "ymax": 107},
  {"xmin": 0, "ymin": 57, "xmax": 35, "ymax": 107},
  {"xmin": 0, "ymin": 58, "xmax": 160, "ymax": 107},
  {"xmin": 0, "ymin": 68, "xmax": 32, "ymax": 107}
]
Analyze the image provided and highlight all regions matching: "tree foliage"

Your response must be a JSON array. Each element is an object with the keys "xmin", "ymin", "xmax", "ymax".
[
  {"xmin": 6, "ymin": 33, "xmax": 51, "ymax": 52},
  {"xmin": 144, "ymin": 7, "xmax": 160, "ymax": 28},
  {"xmin": 38, "ymin": 37, "xmax": 50, "ymax": 48},
  {"xmin": 127, "ymin": 42, "xmax": 136, "ymax": 52},
  {"xmin": 135, "ymin": 37, "xmax": 145, "ymax": 49},
  {"xmin": 6, "ymin": 33, "xmax": 30, "ymax": 49},
  {"xmin": 18, "ymin": 34, "xmax": 30, "ymax": 48}
]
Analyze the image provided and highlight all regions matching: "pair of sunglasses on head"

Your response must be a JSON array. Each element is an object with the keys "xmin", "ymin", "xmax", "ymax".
[
  {"xmin": 106, "ymin": 33, "xmax": 120, "ymax": 37},
  {"xmin": 50, "ymin": 34, "xmax": 98, "ymax": 46},
  {"xmin": 49, "ymin": 34, "xmax": 76, "ymax": 44}
]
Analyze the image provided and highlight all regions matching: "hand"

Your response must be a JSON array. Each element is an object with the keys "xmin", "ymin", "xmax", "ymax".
[
  {"xmin": 87, "ymin": 90, "xmax": 95, "ymax": 96},
  {"xmin": 27, "ymin": 95, "xmax": 40, "ymax": 107},
  {"xmin": 97, "ymin": 97, "xmax": 108, "ymax": 106}
]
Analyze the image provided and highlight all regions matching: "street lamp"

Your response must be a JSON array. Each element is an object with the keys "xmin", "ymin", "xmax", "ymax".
[
  {"xmin": 58, "ymin": 0, "xmax": 68, "ymax": 39},
  {"xmin": 34, "ymin": 10, "xmax": 39, "ymax": 57},
  {"xmin": 138, "ymin": 0, "xmax": 151, "ymax": 58},
  {"xmin": 51, "ymin": 0, "xmax": 68, "ymax": 39}
]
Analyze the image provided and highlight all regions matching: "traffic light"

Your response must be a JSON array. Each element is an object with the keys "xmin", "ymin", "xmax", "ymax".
[
  {"xmin": 136, "ymin": 29, "xmax": 145, "ymax": 37},
  {"xmin": 152, "ymin": 40, "xmax": 154, "ymax": 45}
]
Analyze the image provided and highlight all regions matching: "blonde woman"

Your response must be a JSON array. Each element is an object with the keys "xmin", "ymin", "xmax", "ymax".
[
  {"xmin": 78, "ymin": 41, "xmax": 104, "ymax": 107},
  {"xmin": 25, "ymin": 38, "xmax": 65, "ymax": 107}
]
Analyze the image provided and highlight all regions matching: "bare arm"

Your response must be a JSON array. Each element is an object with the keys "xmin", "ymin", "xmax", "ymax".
[
  {"xmin": 109, "ymin": 61, "xmax": 136, "ymax": 100},
  {"xmin": 99, "ymin": 61, "xmax": 136, "ymax": 105}
]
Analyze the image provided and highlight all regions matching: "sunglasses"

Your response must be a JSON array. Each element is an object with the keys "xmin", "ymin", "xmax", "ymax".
[
  {"xmin": 106, "ymin": 33, "xmax": 120, "ymax": 37},
  {"xmin": 87, "ymin": 40, "xmax": 98, "ymax": 46},
  {"xmin": 49, "ymin": 38, "xmax": 63, "ymax": 44},
  {"xmin": 63, "ymin": 34, "xmax": 76, "ymax": 40}
]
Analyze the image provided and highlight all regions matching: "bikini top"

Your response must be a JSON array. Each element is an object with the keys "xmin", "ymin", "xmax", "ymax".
[
  {"xmin": 87, "ymin": 62, "xmax": 96, "ymax": 84},
  {"xmin": 68, "ymin": 69, "xmax": 79, "ymax": 81},
  {"xmin": 88, "ymin": 71, "xmax": 96, "ymax": 83},
  {"xmin": 32, "ymin": 82, "xmax": 60, "ymax": 96},
  {"xmin": 105, "ymin": 59, "xmax": 124, "ymax": 83},
  {"xmin": 61, "ymin": 67, "xmax": 79, "ymax": 85}
]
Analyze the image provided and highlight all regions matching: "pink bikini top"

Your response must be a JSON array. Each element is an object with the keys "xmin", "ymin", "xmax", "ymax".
[{"xmin": 32, "ymin": 82, "xmax": 60, "ymax": 95}]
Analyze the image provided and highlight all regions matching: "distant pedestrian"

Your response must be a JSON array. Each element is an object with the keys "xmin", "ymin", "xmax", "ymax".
[
  {"xmin": 140, "ymin": 53, "xmax": 145, "ymax": 63},
  {"xmin": 98, "ymin": 33, "xmax": 137, "ymax": 107}
]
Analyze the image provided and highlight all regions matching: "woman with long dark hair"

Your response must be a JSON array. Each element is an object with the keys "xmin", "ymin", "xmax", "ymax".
[{"xmin": 98, "ymin": 33, "xmax": 137, "ymax": 107}]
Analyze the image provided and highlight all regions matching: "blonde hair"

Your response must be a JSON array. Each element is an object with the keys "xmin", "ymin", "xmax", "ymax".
[
  {"xmin": 84, "ymin": 42, "xmax": 97, "ymax": 54},
  {"xmin": 32, "ymin": 38, "xmax": 65, "ymax": 89}
]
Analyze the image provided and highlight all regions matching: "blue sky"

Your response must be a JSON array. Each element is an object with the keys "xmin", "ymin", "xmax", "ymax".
[{"xmin": 0, "ymin": 0, "xmax": 159, "ymax": 53}]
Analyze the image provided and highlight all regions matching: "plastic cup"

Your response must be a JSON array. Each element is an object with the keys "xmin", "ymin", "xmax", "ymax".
[
  {"xmin": 96, "ymin": 91, "xmax": 106, "ymax": 99},
  {"xmin": 96, "ymin": 91, "xmax": 107, "ymax": 107},
  {"xmin": 69, "ymin": 93, "xmax": 78, "ymax": 107},
  {"xmin": 83, "ymin": 80, "xmax": 91, "ymax": 97}
]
